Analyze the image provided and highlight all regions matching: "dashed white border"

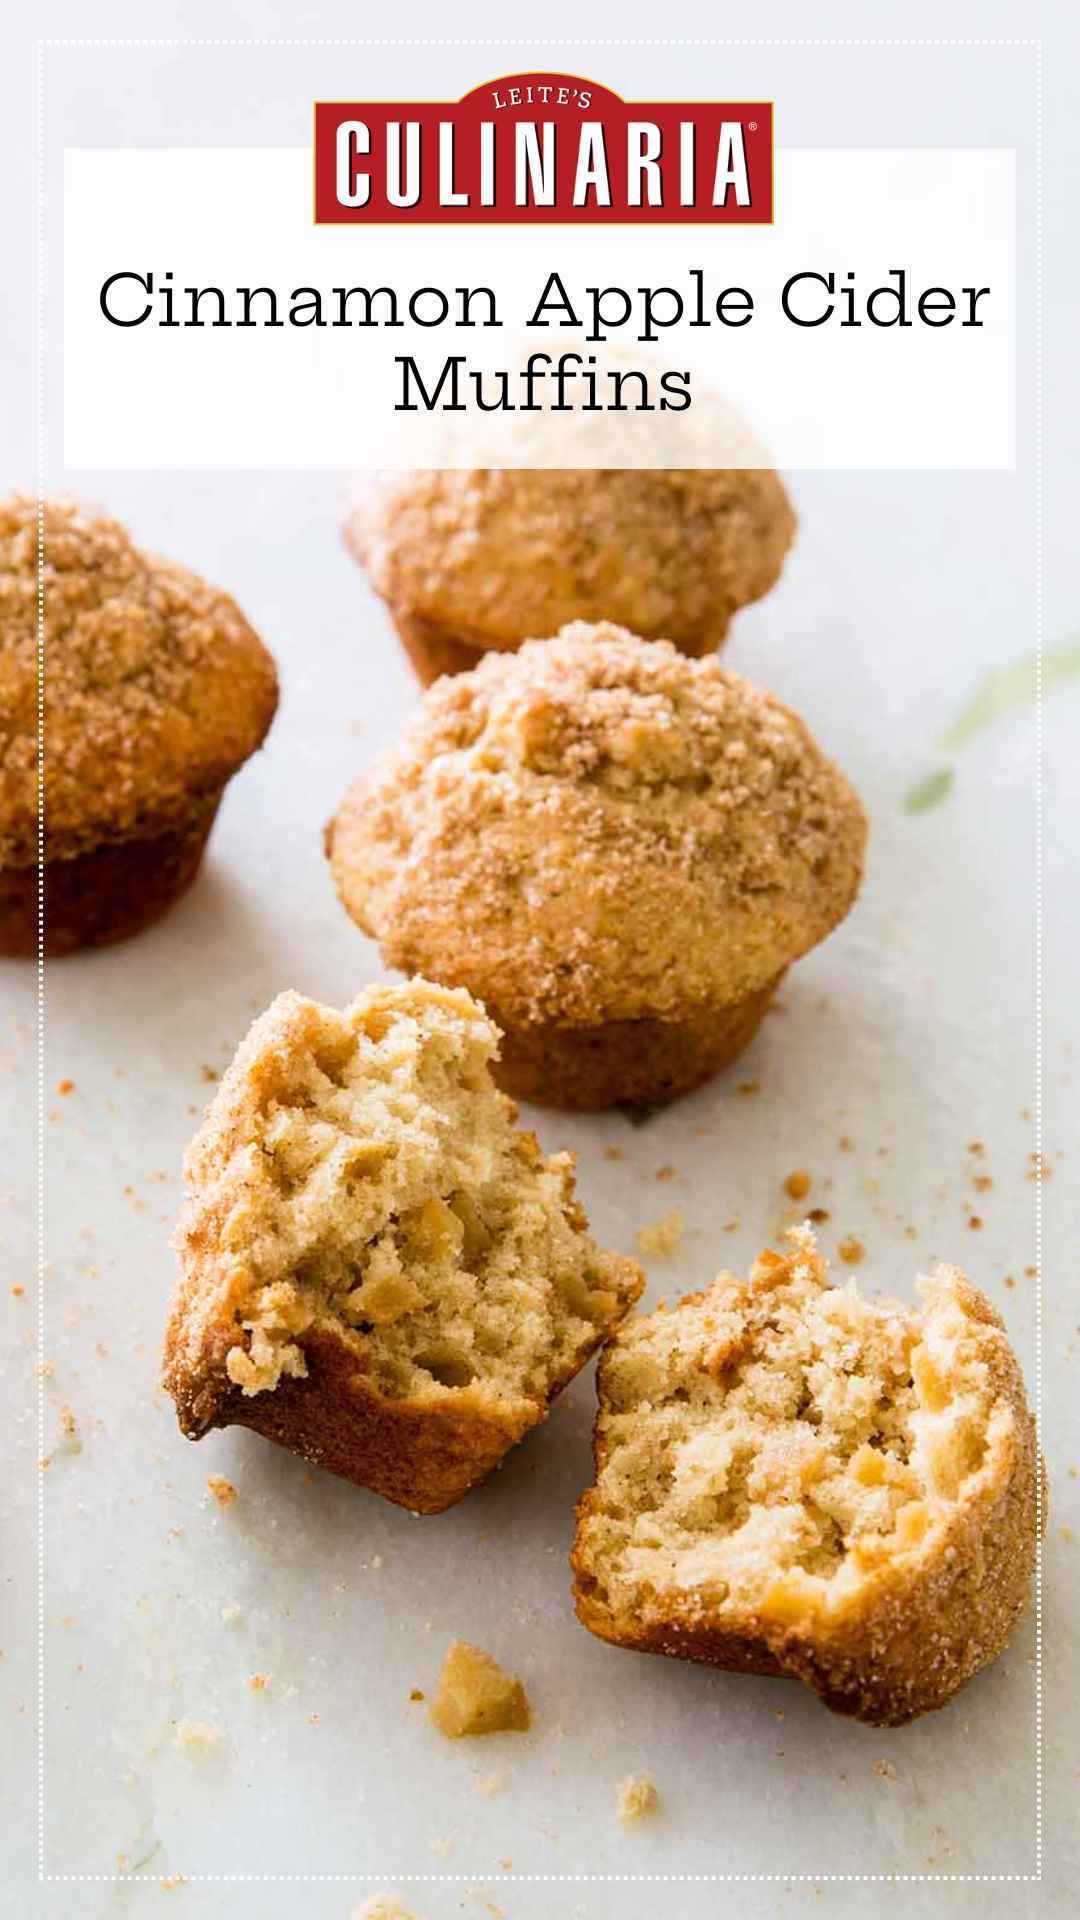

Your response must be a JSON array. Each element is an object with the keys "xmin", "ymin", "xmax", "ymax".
[
  {"xmin": 36, "ymin": 34, "xmax": 47, "ymax": 1894},
  {"xmin": 36, "ymin": 34, "xmax": 1046, "ymax": 1891}
]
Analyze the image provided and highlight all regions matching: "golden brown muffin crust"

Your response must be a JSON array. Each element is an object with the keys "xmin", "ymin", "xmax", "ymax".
[
  {"xmin": 0, "ymin": 494, "xmax": 278, "ymax": 865},
  {"xmin": 348, "ymin": 467, "xmax": 796, "ymax": 654},
  {"xmin": 572, "ymin": 1231, "xmax": 1040, "ymax": 1727},
  {"xmin": 327, "ymin": 625, "xmax": 867, "ymax": 1028}
]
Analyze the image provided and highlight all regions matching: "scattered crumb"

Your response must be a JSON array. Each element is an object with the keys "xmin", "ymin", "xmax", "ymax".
[
  {"xmin": 475, "ymin": 1772, "xmax": 505, "ymax": 1797},
  {"xmin": 429, "ymin": 1641, "xmax": 530, "ymax": 1738},
  {"xmin": 723, "ymin": 1217, "xmax": 740, "ymax": 1232},
  {"xmin": 655, "ymin": 1164, "xmax": 677, "ymax": 1183},
  {"xmin": 783, "ymin": 1170, "xmax": 811, "ymax": 1201},
  {"xmin": 737, "ymin": 1080, "xmax": 760, "ymax": 1096},
  {"xmin": 873, "ymin": 1759, "xmax": 898, "ymax": 1783},
  {"xmin": 409, "ymin": 1688, "xmax": 425, "ymax": 1703},
  {"xmin": 175, "ymin": 1718, "xmax": 220, "ymax": 1749},
  {"xmin": 352, "ymin": 1898, "xmax": 420, "ymax": 1920},
  {"xmin": 807, "ymin": 1207, "xmax": 830, "ymax": 1225},
  {"xmin": 636, "ymin": 1208, "xmax": 685, "ymax": 1259},
  {"xmin": 967, "ymin": 1216, "xmax": 983, "ymax": 1232},
  {"xmin": 617, "ymin": 1772, "xmax": 659, "ymax": 1825},
  {"xmin": 837, "ymin": 1135, "xmax": 854, "ymax": 1152},
  {"xmin": 1004, "ymin": 1275, "xmax": 1015, "ymax": 1289},
  {"xmin": 838, "ymin": 1235, "xmax": 865, "ymax": 1265},
  {"xmin": 247, "ymin": 1673, "xmax": 269, "ymax": 1692},
  {"xmin": 904, "ymin": 1225, "xmax": 919, "ymax": 1240},
  {"xmin": 200, "ymin": 1064, "xmax": 219, "ymax": 1083},
  {"xmin": 1025, "ymin": 1266, "xmax": 1037, "ymax": 1278},
  {"xmin": 603, "ymin": 1145, "xmax": 624, "ymax": 1163},
  {"xmin": 968, "ymin": 1141, "xmax": 984, "ymax": 1156},
  {"xmin": 59, "ymin": 1406, "xmax": 77, "ymax": 1436},
  {"xmin": 430, "ymin": 1835, "xmax": 456, "ymax": 1860},
  {"xmin": 1061, "ymin": 1526, "xmax": 1076, "ymax": 1546},
  {"xmin": 206, "ymin": 1475, "xmax": 237, "ymax": 1510},
  {"xmin": 11, "ymin": 1285, "xmax": 24, "ymax": 1297},
  {"xmin": 57, "ymin": 1079, "xmax": 75, "ymax": 1095},
  {"xmin": 1029, "ymin": 1154, "xmax": 1052, "ymax": 1182},
  {"xmin": 160, "ymin": 1878, "xmax": 189, "ymax": 1892},
  {"xmin": 972, "ymin": 1174, "xmax": 994, "ymax": 1193}
]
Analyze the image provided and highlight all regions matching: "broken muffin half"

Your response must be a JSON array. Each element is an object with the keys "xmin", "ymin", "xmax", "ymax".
[
  {"xmin": 163, "ymin": 979, "xmax": 642, "ymax": 1511},
  {"xmin": 572, "ymin": 1228, "xmax": 1040, "ymax": 1726}
]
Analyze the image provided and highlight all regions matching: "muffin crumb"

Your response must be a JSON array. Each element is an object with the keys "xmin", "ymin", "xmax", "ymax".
[
  {"xmin": 617, "ymin": 1772, "xmax": 659, "ymax": 1825},
  {"xmin": 175, "ymin": 1718, "xmax": 220, "ymax": 1749},
  {"xmin": 206, "ymin": 1475, "xmax": 237, "ymax": 1509},
  {"xmin": 637, "ymin": 1209, "xmax": 685, "ymax": 1259},
  {"xmin": 784, "ymin": 1170, "xmax": 812, "ymax": 1201},
  {"xmin": 429, "ymin": 1641, "xmax": 530, "ymax": 1738}
]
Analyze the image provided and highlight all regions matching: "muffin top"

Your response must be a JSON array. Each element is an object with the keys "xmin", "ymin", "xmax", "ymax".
[
  {"xmin": 0, "ymin": 495, "xmax": 278, "ymax": 865},
  {"xmin": 347, "ymin": 468, "xmax": 796, "ymax": 653},
  {"xmin": 327, "ymin": 624, "xmax": 867, "ymax": 1027}
]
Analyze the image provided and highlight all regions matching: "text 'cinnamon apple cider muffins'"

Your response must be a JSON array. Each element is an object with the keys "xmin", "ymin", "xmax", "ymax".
[
  {"xmin": 571, "ymin": 1228, "xmax": 1041, "ymax": 1728},
  {"xmin": 326, "ymin": 624, "xmax": 867, "ymax": 1110},
  {"xmin": 0, "ymin": 495, "xmax": 277, "ymax": 956},
  {"xmin": 163, "ymin": 979, "xmax": 642, "ymax": 1513},
  {"xmin": 346, "ymin": 468, "xmax": 796, "ymax": 684}
]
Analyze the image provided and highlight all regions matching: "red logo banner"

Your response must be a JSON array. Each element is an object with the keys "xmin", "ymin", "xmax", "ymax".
[{"xmin": 314, "ymin": 73, "xmax": 773, "ymax": 225}]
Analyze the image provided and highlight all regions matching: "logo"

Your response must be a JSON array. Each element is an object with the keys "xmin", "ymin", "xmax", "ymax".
[{"xmin": 314, "ymin": 73, "xmax": 772, "ymax": 224}]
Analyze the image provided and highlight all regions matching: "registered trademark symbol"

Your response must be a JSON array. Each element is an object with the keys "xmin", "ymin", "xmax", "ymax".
[{"xmin": 748, "ymin": 120, "xmax": 758, "ymax": 131}]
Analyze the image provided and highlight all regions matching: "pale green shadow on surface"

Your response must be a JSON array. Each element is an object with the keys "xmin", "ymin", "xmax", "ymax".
[{"xmin": 903, "ymin": 638, "xmax": 1080, "ymax": 813}]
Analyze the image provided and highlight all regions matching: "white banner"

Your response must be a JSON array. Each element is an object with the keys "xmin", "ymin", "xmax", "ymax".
[{"xmin": 63, "ymin": 147, "xmax": 1015, "ymax": 469}]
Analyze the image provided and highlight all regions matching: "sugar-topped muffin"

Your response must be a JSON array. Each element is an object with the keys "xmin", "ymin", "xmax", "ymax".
[
  {"xmin": 572, "ymin": 1229, "xmax": 1041, "ymax": 1726},
  {"xmin": 163, "ymin": 979, "xmax": 642, "ymax": 1512},
  {"xmin": 346, "ymin": 468, "xmax": 796, "ymax": 684},
  {"xmin": 327, "ymin": 624, "xmax": 866, "ymax": 1109},
  {"xmin": 0, "ymin": 495, "xmax": 277, "ymax": 955}
]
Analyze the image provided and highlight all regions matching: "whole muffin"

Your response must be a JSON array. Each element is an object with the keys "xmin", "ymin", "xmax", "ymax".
[
  {"xmin": 572, "ymin": 1228, "xmax": 1042, "ymax": 1727},
  {"xmin": 326, "ymin": 623, "xmax": 867, "ymax": 1110},
  {"xmin": 163, "ymin": 979, "xmax": 642, "ymax": 1511},
  {"xmin": 346, "ymin": 468, "xmax": 796, "ymax": 685},
  {"xmin": 0, "ymin": 495, "xmax": 278, "ymax": 956}
]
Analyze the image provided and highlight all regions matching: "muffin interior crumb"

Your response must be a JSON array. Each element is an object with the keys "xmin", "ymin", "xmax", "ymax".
[
  {"xmin": 579, "ymin": 1229, "xmax": 1005, "ymax": 1625},
  {"xmin": 177, "ymin": 982, "xmax": 633, "ymax": 1411},
  {"xmin": 429, "ymin": 1641, "xmax": 531, "ymax": 1738}
]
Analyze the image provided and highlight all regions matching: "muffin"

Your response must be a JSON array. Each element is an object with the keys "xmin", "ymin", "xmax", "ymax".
[
  {"xmin": 163, "ymin": 979, "xmax": 642, "ymax": 1512},
  {"xmin": 326, "ymin": 624, "xmax": 866, "ymax": 1110},
  {"xmin": 0, "ymin": 495, "xmax": 278, "ymax": 956},
  {"xmin": 571, "ymin": 1228, "xmax": 1041, "ymax": 1727},
  {"xmin": 347, "ymin": 468, "xmax": 796, "ymax": 685}
]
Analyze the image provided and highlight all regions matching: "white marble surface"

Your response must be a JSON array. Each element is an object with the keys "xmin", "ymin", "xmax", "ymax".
[{"xmin": 2, "ymin": 457, "xmax": 1077, "ymax": 1920}]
